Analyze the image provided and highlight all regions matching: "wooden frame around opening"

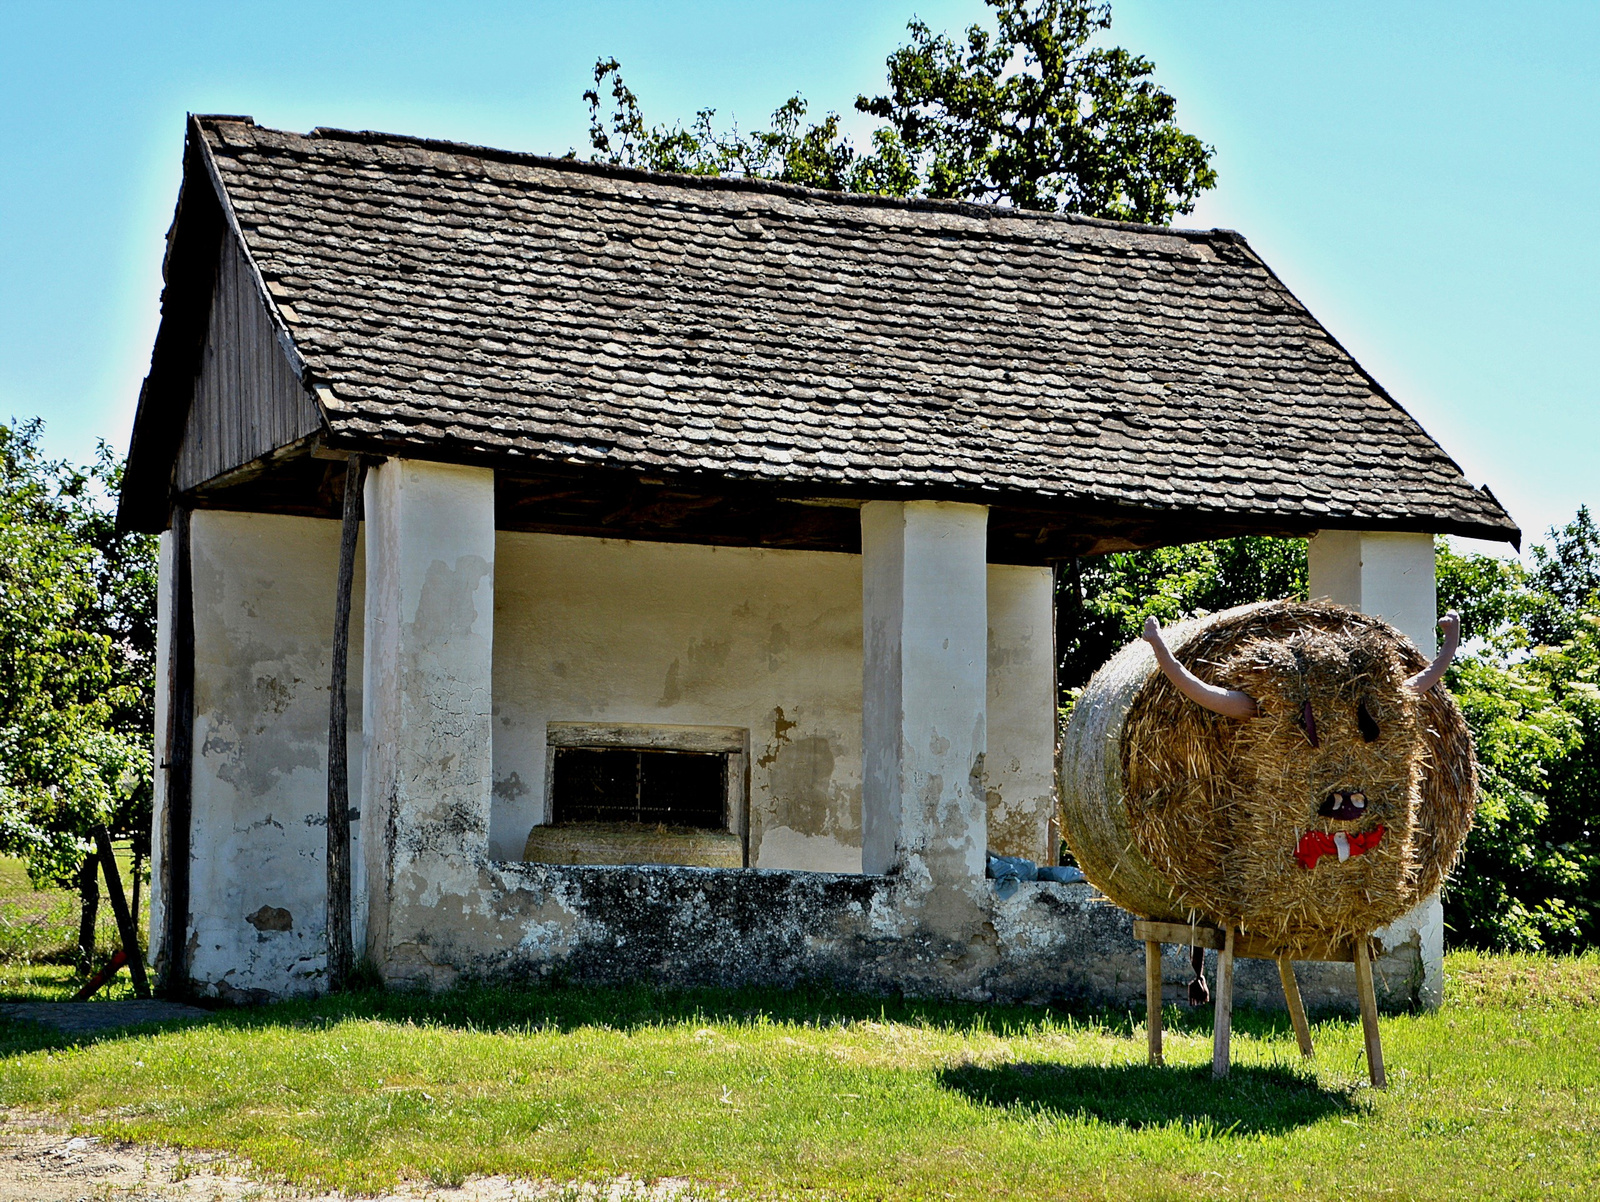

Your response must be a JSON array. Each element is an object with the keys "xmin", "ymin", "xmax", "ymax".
[{"xmin": 542, "ymin": 723, "xmax": 751, "ymax": 864}]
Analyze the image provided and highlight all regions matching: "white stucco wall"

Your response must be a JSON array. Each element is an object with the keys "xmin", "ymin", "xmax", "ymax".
[
  {"xmin": 986, "ymin": 564, "xmax": 1058, "ymax": 861},
  {"xmin": 492, "ymin": 532, "xmax": 864, "ymax": 871},
  {"xmin": 166, "ymin": 511, "xmax": 1055, "ymax": 998},
  {"xmin": 492, "ymin": 531, "xmax": 1057, "ymax": 871},
  {"xmin": 1308, "ymin": 530, "xmax": 1438, "ymax": 655},
  {"xmin": 185, "ymin": 510, "xmax": 363, "ymax": 999}
]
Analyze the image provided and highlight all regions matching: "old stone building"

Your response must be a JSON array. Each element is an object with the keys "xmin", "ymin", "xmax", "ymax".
[{"xmin": 119, "ymin": 115, "xmax": 1517, "ymax": 1006}]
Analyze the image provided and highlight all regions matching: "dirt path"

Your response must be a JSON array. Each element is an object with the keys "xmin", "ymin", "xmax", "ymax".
[{"xmin": 0, "ymin": 1112, "xmax": 705, "ymax": 1201}]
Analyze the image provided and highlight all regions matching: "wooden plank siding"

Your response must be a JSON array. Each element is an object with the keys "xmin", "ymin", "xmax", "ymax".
[{"xmin": 175, "ymin": 233, "xmax": 323, "ymax": 493}]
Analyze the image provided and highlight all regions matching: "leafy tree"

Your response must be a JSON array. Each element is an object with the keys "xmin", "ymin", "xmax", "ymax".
[
  {"xmin": 1435, "ymin": 538, "xmax": 1529, "ymax": 653},
  {"xmin": 584, "ymin": 0, "xmax": 1214, "ymax": 222},
  {"xmin": 858, "ymin": 0, "xmax": 1216, "ymax": 221},
  {"xmin": 1527, "ymin": 506, "xmax": 1600, "ymax": 646},
  {"xmin": 585, "ymin": 59, "xmax": 918, "ymax": 196},
  {"xmin": 1057, "ymin": 536, "xmax": 1306, "ymax": 693},
  {"xmin": 0, "ymin": 420, "xmax": 156, "ymax": 969},
  {"xmin": 1437, "ymin": 519, "xmax": 1600, "ymax": 951},
  {"xmin": 1444, "ymin": 651, "xmax": 1587, "ymax": 950}
]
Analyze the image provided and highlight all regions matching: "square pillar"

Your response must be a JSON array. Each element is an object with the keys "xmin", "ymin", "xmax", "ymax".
[
  {"xmin": 861, "ymin": 501, "xmax": 988, "ymax": 884},
  {"xmin": 1308, "ymin": 528, "xmax": 1444, "ymax": 1005},
  {"xmin": 361, "ymin": 459, "xmax": 496, "ymax": 981},
  {"xmin": 1308, "ymin": 530, "xmax": 1438, "ymax": 655}
]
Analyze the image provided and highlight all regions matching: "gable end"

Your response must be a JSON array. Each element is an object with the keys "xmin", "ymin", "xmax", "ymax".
[{"xmin": 175, "ymin": 231, "xmax": 324, "ymax": 492}]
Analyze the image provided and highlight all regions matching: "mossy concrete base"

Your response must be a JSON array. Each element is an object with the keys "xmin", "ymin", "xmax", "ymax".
[{"xmin": 374, "ymin": 863, "xmax": 1428, "ymax": 1014}]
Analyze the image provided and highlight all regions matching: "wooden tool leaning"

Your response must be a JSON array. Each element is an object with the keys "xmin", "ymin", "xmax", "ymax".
[{"xmin": 71, "ymin": 824, "xmax": 152, "ymax": 1002}]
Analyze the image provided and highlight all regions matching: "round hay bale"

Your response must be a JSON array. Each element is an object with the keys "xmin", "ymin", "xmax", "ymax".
[{"xmin": 1060, "ymin": 600, "xmax": 1475, "ymax": 949}]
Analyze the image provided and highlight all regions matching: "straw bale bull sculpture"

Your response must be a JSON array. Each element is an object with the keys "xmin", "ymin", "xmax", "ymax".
[{"xmin": 1060, "ymin": 600, "xmax": 1475, "ymax": 954}]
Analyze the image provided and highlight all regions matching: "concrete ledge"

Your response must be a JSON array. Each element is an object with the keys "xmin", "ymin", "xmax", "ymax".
[{"xmin": 521, "ymin": 824, "xmax": 743, "ymax": 868}]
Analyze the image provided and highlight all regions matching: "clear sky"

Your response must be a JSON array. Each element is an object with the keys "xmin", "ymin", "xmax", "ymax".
[{"xmin": 1, "ymin": 1, "xmax": 1593, "ymax": 553}]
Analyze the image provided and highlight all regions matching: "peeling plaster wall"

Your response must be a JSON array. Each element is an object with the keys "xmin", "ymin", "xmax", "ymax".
[
  {"xmin": 985, "ymin": 565, "xmax": 1057, "ymax": 862},
  {"xmin": 492, "ymin": 532, "xmax": 866, "ymax": 872},
  {"xmin": 860, "ymin": 501, "xmax": 990, "ymax": 882},
  {"xmin": 492, "ymin": 533, "xmax": 1058, "ymax": 871},
  {"xmin": 185, "ymin": 510, "xmax": 363, "ymax": 1000}
]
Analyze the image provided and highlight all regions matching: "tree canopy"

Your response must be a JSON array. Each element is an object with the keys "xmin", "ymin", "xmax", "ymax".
[
  {"xmin": 0, "ymin": 420, "xmax": 155, "ymax": 890},
  {"xmin": 1436, "ymin": 512, "xmax": 1600, "ymax": 952},
  {"xmin": 585, "ymin": 0, "xmax": 1215, "ymax": 224}
]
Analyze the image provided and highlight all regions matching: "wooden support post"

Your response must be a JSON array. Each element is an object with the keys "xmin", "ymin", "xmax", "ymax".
[
  {"xmin": 160, "ymin": 506, "xmax": 195, "ymax": 1000},
  {"xmin": 326, "ymin": 455, "xmax": 366, "ymax": 992},
  {"xmin": 93, "ymin": 826, "xmax": 151, "ymax": 999},
  {"xmin": 1277, "ymin": 956, "xmax": 1314, "ymax": 1058},
  {"xmin": 1353, "ymin": 935, "xmax": 1386, "ymax": 1088},
  {"xmin": 130, "ymin": 848, "xmax": 143, "ymax": 936},
  {"xmin": 1212, "ymin": 926, "xmax": 1235, "ymax": 1079},
  {"xmin": 1145, "ymin": 940, "xmax": 1164, "ymax": 1065},
  {"xmin": 75, "ymin": 852, "xmax": 99, "ymax": 976}
]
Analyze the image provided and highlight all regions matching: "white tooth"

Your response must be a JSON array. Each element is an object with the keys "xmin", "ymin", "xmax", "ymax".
[
  {"xmin": 1335, "ymin": 832, "xmax": 1351, "ymax": 862},
  {"xmin": 1353, "ymin": 797, "xmax": 1366, "ymax": 809}
]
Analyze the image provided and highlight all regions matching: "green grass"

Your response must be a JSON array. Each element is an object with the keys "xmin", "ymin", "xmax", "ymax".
[
  {"xmin": 0, "ymin": 953, "xmax": 1596, "ymax": 1200},
  {"xmin": 0, "ymin": 853, "xmax": 145, "ymax": 1002}
]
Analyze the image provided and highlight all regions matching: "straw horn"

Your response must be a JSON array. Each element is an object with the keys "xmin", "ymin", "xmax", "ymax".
[
  {"xmin": 1404, "ymin": 612, "xmax": 1461, "ymax": 694},
  {"xmin": 1141, "ymin": 616, "xmax": 1259, "ymax": 718}
]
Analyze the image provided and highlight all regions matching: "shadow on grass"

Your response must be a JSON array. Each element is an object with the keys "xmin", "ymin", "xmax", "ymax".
[
  {"xmin": 211, "ymin": 980, "xmax": 1287, "ymax": 1040},
  {"xmin": 938, "ymin": 1060, "xmax": 1358, "ymax": 1134},
  {"xmin": 0, "ymin": 975, "xmax": 1354, "ymax": 1058}
]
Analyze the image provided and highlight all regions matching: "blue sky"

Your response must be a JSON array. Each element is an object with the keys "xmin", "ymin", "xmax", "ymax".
[{"xmin": 1, "ymin": 1, "xmax": 1594, "ymax": 553}]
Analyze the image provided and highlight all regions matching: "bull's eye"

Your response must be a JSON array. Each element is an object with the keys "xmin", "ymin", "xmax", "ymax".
[{"xmin": 1357, "ymin": 700, "xmax": 1380, "ymax": 743}]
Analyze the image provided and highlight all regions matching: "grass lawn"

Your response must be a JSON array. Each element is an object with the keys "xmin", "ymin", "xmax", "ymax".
[
  {"xmin": 0, "ymin": 856, "xmax": 1593, "ymax": 1199},
  {"xmin": 0, "ymin": 949, "xmax": 1591, "ymax": 1200}
]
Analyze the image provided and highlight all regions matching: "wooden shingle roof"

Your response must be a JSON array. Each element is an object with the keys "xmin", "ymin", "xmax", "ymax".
[{"xmin": 120, "ymin": 115, "xmax": 1518, "ymax": 548}]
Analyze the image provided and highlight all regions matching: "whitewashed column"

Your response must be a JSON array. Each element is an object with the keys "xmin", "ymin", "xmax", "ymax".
[
  {"xmin": 1308, "ymin": 528, "xmax": 1445, "ymax": 1006},
  {"xmin": 1308, "ymin": 530, "xmax": 1438, "ymax": 654},
  {"xmin": 861, "ymin": 501, "xmax": 989, "ymax": 886},
  {"xmin": 361, "ymin": 459, "xmax": 495, "ymax": 982}
]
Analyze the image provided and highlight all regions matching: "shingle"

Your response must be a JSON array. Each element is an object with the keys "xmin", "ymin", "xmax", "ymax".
[{"xmin": 197, "ymin": 117, "xmax": 1516, "ymax": 540}]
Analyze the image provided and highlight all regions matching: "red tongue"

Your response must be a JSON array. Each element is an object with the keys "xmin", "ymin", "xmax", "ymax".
[{"xmin": 1295, "ymin": 825, "xmax": 1386, "ymax": 869}]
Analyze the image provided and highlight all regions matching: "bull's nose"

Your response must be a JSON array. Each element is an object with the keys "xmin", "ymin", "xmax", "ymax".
[{"xmin": 1319, "ymin": 791, "xmax": 1369, "ymax": 821}]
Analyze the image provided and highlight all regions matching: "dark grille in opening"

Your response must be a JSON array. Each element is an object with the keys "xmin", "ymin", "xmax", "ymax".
[{"xmin": 551, "ymin": 747, "xmax": 727, "ymax": 829}]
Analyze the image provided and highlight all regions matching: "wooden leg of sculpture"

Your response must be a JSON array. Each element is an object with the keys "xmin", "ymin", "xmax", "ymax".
[
  {"xmin": 1212, "ymin": 927, "xmax": 1235, "ymax": 1079},
  {"xmin": 1145, "ymin": 940, "xmax": 1163, "ymax": 1066},
  {"xmin": 1277, "ymin": 956, "xmax": 1314, "ymax": 1058},
  {"xmin": 1353, "ymin": 936, "xmax": 1386, "ymax": 1089}
]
